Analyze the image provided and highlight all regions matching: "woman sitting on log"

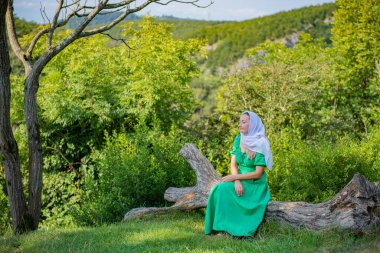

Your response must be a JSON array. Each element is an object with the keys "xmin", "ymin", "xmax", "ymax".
[{"xmin": 204, "ymin": 110, "xmax": 273, "ymax": 237}]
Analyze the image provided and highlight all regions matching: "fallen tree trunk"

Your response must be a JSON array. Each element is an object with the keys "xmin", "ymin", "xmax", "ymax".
[{"xmin": 124, "ymin": 143, "xmax": 380, "ymax": 233}]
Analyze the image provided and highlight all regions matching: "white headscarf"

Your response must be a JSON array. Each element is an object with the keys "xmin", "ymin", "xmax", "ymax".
[{"xmin": 240, "ymin": 111, "xmax": 273, "ymax": 171}]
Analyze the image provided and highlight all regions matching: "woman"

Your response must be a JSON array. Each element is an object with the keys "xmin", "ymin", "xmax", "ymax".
[{"xmin": 204, "ymin": 111, "xmax": 273, "ymax": 237}]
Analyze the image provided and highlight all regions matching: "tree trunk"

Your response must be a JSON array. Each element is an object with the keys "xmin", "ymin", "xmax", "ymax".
[
  {"xmin": 0, "ymin": 0, "xmax": 32, "ymax": 234},
  {"xmin": 124, "ymin": 143, "xmax": 380, "ymax": 233},
  {"xmin": 24, "ymin": 71, "xmax": 43, "ymax": 230}
]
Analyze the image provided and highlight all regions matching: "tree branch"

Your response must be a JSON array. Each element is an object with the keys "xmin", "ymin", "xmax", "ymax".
[
  {"xmin": 5, "ymin": 0, "xmax": 27, "ymax": 65},
  {"xmin": 40, "ymin": 3, "xmax": 51, "ymax": 27},
  {"xmin": 79, "ymin": 0, "xmax": 213, "ymax": 37},
  {"xmin": 47, "ymin": 0, "xmax": 65, "ymax": 49},
  {"xmin": 98, "ymin": 7, "xmax": 128, "ymax": 15},
  {"xmin": 62, "ymin": 0, "xmax": 81, "ymax": 9},
  {"xmin": 100, "ymin": 32, "xmax": 133, "ymax": 49},
  {"xmin": 26, "ymin": 5, "xmax": 82, "ymax": 60},
  {"xmin": 154, "ymin": 0, "xmax": 213, "ymax": 8},
  {"xmin": 26, "ymin": 2, "xmax": 85, "ymax": 59},
  {"xmin": 26, "ymin": 29, "xmax": 49, "ymax": 60},
  {"xmin": 33, "ymin": 1, "xmax": 107, "ymax": 68},
  {"xmin": 103, "ymin": 0, "xmax": 137, "ymax": 9},
  {"xmin": 79, "ymin": 1, "xmax": 152, "ymax": 38}
]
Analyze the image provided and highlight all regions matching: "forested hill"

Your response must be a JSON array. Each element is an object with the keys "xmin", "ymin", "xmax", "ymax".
[{"xmin": 163, "ymin": 3, "xmax": 335, "ymax": 69}]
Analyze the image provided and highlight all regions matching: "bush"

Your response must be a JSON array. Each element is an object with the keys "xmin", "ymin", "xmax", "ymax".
[
  {"xmin": 40, "ymin": 170, "xmax": 82, "ymax": 228},
  {"xmin": 268, "ymin": 128, "xmax": 380, "ymax": 203},
  {"xmin": 73, "ymin": 125, "xmax": 195, "ymax": 225}
]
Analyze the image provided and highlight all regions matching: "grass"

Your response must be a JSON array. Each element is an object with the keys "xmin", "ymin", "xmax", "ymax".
[{"xmin": 1, "ymin": 210, "xmax": 379, "ymax": 253}]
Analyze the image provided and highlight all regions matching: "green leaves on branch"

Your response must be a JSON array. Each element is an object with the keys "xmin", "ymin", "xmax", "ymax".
[
  {"xmin": 331, "ymin": 0, "xmax": 380, "ymax": 134},
  {"xmin": 36, "ymin": 17, "xmax": 205, "ymax": 172}
]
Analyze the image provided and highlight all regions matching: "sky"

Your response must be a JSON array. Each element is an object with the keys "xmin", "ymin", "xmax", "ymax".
[{"xmin": 13, "ymin": 0, "xmax": 335, "ymax": 23}]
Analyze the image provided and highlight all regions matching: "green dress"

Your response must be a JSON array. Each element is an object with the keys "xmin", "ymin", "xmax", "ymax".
[{"xmin": 204, "ymin": 134, "xmax": 271, "ymax": 236}]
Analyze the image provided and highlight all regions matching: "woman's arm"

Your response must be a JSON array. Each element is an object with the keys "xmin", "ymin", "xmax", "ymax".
[
  {"xmin": 230, "ymin": 155, "xmax": 244, "ymax": 196},
  {"xmin": 230, "ymin": 155, "xmax": 238, "ymax": 175},
  {"xmin": 222, "ymin": 166, "xmax": 264, "ymax": 182}
]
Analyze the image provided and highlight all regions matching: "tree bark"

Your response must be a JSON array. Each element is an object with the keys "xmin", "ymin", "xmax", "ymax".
[
  {"xmin": 124, "ymin": 143, "xmax": 380, "ymax": 233},
  {"xmin": 24, "ymin": 71, "xmax": 43, "ymax": 230},
  {"xmin": 0, "ymin": 0, "xmax": 32, "ymax": 234}
]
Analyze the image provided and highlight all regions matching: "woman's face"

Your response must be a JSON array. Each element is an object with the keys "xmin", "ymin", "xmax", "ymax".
[{"xmin": 238, "ymin": 114, "xmax": 250, "ymax": 135}]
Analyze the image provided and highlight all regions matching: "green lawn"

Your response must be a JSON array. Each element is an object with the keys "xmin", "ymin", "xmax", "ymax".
[{"xmin": 1, "ymin": 211, "xmax": 379, "ymax": 253}]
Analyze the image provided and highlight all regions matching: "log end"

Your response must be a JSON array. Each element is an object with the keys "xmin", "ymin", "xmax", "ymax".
[{"xmin": 179, "ymin": 143, "xmax": 198, "ymax": 160}]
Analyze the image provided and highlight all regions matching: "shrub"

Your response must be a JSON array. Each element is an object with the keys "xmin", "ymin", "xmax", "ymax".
[
  {"xmin": 268, "ymin": 128, "xmax": 380, "ymax": 203},
  {"xmin": 73, "ymin": 126, "xmax": 195, "ymax": 225},
  {"xmin": 40, "ymin": 170, "xmax": 82, "ymax": 228}
]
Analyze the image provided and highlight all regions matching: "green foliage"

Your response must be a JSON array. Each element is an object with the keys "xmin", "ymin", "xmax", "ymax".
[
  {"xmin": 73, "ymin": 126, "xmax": 195, "ymax": 225},
  {"xmin": 269, "ymin": 129, "xmax": 380, "ymax": 203},
  {"xmin": 196, "ymin": 133, "xmax": 233, "ymax": 177},
  {"xmin": 13, "ymin": 17, "xmax": 38, "ymax": 37},
  {"xmin": 118, "ymin": 19, "xmax": 206, "ymax": 128},
  {"xmin": 332, "ymin": 0, "xmax": 380, "ymax": 87},
  {"xmin": 36, "ymin": 18, "xmax": 202, "ymax": 226},
  {"xmin": 36, "ymin": 17, "xmax": 203, "ymax": 172},
  {"xmin": 330, "ymin": 0, "xmax": 380, "ymax": 134},
  {"xmin": 40, "ymin": 171, "xmax": 82, "ymax": 228}
]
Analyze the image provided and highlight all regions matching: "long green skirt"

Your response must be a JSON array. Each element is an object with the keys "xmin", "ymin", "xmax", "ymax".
[{"xmin": 204, "ymin": 172, "xmax": 271, "ymax": 236}]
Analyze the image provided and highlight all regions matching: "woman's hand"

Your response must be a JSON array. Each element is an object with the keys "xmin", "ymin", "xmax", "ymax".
[
  {"xmin": 222, "ymin": 175, "xmax": 237, "ymax": 182},
  {"xmin": 234, "ymin": 180, "xmax": 244, "ymax": 196},
  {"xmin": 222, "ymin": 175, "xmax": 244, "ymax": 196},
  {"xmin": 247, "ymin": 149, "xmax": 256, "ymax": 159}
]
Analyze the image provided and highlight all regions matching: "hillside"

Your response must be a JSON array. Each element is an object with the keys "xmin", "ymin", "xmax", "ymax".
[{"xmin": 163, "ymin": 3, "xmax": 334, "ymax": 69}]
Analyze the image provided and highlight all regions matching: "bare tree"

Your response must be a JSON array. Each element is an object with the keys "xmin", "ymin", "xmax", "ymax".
[{"xmin": 2, "ymin": 0, "xmax": 212, "ymax": 234}]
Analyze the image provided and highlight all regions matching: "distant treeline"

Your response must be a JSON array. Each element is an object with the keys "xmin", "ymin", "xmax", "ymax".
[{"xmin": 163, "ymin": 3, "xmax": 335, "ymax": 69}]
